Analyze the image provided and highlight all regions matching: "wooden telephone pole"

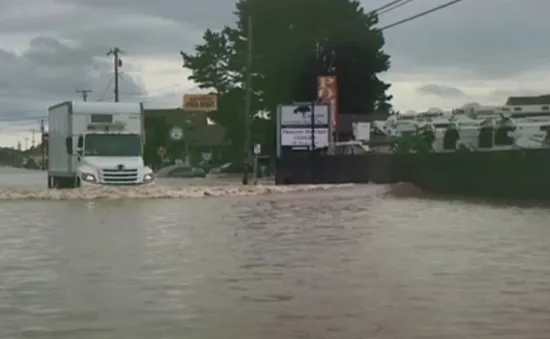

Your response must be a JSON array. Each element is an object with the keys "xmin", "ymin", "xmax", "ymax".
[
  {"xmin": 242, "ymin": 16, "xmax": 253, "ymax": 185},
  {"xmin": 107, "ymin": 47, "xmax": 123, "ymax": 102}
]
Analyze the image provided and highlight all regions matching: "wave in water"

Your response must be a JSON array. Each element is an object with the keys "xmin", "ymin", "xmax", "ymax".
[{"xmin": 0, "ymin": 184, "xmax": 351, "ymax": 201}]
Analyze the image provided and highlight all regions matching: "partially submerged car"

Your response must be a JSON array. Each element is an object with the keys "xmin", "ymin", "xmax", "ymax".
[{"xmin": 155, "ymin": 164, "xmax": 207, "ymax": 178}]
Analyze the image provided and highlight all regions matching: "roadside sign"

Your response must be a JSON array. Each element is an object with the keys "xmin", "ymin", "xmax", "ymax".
[
  {"xmin": 157, "ymin": 147, "xmax": 167, "ymax": 157},
  {"xmin": 183, "ymin": 94, "xmax": 218, "ymax": 112},
  {"xmin": 169, "ymin": 126, "xmax": 184, "ymax": 141}
]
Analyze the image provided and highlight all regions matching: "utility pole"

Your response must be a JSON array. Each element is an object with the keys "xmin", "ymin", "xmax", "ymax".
[
  {"xmin": 40, "ymin": 119, "xmax": 46, "ymax": 169},
  {"xmin": 242, "ymin": 15, "xmax": 253, "ymax": 185},
  {"xmin": 30, "ymin": 129, "xmax": 36, "ymax": 148},
  {"xmin": 24, "ymin": 138, "xmax": 29, "ymax": 150},
  {"xmin": 107, "ymin": 47, "xmax": 123, "ymax": 102},
  {"xmin": 76, "ymin": 89, "xmax": 92, "ymax": 101}
]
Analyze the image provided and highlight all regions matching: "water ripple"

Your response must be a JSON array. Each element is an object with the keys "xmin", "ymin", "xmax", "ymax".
[{"xmin": 0, "ymin": 181, "xmax": 549, "ymax": 338}]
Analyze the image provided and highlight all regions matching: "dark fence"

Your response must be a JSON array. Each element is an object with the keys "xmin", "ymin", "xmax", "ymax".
[
  {"xmin": 275, "ymin": 148, "xmax": 550, "ymax": 200},
  {"xmin": 275, "ymin": 153, "xmax": 401, "ymax": 185},
  {"xmin": 405, "ymin": 149, "xmax": 550, "ymax": 200}
]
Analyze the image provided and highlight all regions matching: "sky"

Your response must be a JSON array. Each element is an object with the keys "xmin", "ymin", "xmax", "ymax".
[{"xmin": 1, "ymin": 0, "xmax": 549, "ymax": 147}]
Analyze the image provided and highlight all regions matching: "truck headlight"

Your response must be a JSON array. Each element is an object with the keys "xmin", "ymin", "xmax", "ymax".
[
  {"xmin": 81, "ymin": 173, "xmax": 96, "ymax": 183},
  {"xmin": 143, "ymin": 173, "xmax": 154, "ymax": 182}
]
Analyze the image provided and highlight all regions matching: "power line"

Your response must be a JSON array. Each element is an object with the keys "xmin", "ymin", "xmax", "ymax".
[
  {"xmin": 380, "ymin": 0, "xmax": 464, "ymax": 30},
  {"xmin": 30, "ymin": 128, "xmax": 36, "ymax": 148},
  {"xmin": 377, "ymin": 0, "xmax": 416, "ymax": 15},
  {"xmin": 119, "ymin": 73, "xmax": 146, "ymax": 96},
  {"xmin": 181, "ymin": 0, "xmax": 465, "ymax": 76},
  {"xmin": 371, "ymin": 0, "xmax": 407, "ymax": 14},
  {"xmin": 76, "ymin": 89, "xmax": 92, "ymax": 101},
  {"xmin": 98, "ymin": 75, "xmax": 114, "ymax": 101}
]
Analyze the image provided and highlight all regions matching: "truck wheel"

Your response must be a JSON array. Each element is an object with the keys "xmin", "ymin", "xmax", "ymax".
[
  {"xmin": 54, "ymin": 177, "xmax": 64, "ymax": 189},
  {"xmin": 65, "ymin": 176, "xmax": 79, "ymax": 189},
  {"xmin": 52, "ymin": 176, "xmax": 60, "ymax": 189},
  {"xmin": 53, "ymin": 177, "xmax": 69, "ymax": 189}
]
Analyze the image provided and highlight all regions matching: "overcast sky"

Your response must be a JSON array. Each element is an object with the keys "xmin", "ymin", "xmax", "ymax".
[{"xmin": 1, "ymin": 0, "xmax": 548, "ymax": 147}]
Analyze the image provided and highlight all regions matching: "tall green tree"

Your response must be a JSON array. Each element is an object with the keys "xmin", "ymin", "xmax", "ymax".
[
  {"xmin": 232, "ymin": 0, "xmax": 392, "ymax": 113},
  {"xmin": 181, "ymin": 0, "xmax": 393, "ymax": 152},
  {"xmin": 181, "ymin": 28, "xmax": 250, "ymax": 160}
]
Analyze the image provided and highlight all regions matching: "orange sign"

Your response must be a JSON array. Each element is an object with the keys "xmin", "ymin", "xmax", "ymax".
[
  {"xmin": 183, "ymin": 94, "xmax": 218, "ymax": 112},
  {"xmin": 317, "ymin": 76, "xmax": 338, "ymax": 130}
]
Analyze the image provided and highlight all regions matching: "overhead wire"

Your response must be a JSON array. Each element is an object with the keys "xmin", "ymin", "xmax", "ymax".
[
  {"xmin": 97, "ymin": 75, "xmax": 114, "ymax": 101},
  {"xmin": 380, "ymin": 0, "xmax": 464, "ymax": 30},
  {"xmin": 377, "ymin": 0, "xmax": 416, "ymax": 16},
  {"xmin": 370, "ymin": 0, "xmax": 408, "ymax": 14},
  {"xmin": 223, "ymin": 0, "xmax": 466, "ymax": 76},
  {"xmin": 1, "ymin": 0, "xmax": 465, "ymax": 128},
  {"xmin": 118, "ymin": 73, "xmax": 146, "ymax": 96}
]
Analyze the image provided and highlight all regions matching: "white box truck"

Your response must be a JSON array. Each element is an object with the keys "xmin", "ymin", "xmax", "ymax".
[{"xmin": 47, "ymin": 101, "xmax": 155, "ymax": 188}]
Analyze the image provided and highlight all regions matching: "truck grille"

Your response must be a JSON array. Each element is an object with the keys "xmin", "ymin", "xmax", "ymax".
[{"xmin": 101, "ymin": 168, "xmax": 138, "ymax": 184}]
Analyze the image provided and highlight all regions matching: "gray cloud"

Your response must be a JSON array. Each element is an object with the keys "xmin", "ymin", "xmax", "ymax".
[
  {"xmin": 0, "ymin": 0, "xmax": 203, "ymax": 130},
  {"xmin": 417, "ymin": 84, "xmax": 467, "ymax": 98},
  {"xmin": 53, "ymin": 0, "xmax": 235, "ymax": 30},
  {"xmin": 0, "ymin": 35, "xmax": 144, "ymax": 121},
  {"xmin": 0, "ymin": 0, "xmax": 548, "ymax": 129},
  {"xmin": 380, "ymin": 0, "xmax": 550, "ymax": 79},
  {"xmin": 50, "ymin": 0, "xmax": 550, "ymax": 81}
]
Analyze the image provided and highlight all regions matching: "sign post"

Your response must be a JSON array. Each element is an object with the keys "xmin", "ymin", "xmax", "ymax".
[{"xmin": 253, "ymin": 144, "xmax": 261, "ymax": 184}]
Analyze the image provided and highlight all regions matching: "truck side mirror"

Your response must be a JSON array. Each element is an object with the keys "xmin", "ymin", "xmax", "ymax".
[{"xmin": 65, "ymin": 137, "xmax": 73, "ymax": 155}]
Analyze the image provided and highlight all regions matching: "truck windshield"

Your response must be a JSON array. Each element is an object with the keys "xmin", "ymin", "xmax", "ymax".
[{"xmin": 84, "ymin": 134, "xmax": 141, "ymax": 156}]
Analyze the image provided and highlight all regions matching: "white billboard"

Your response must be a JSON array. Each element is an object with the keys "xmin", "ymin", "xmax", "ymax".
[
  {"xmin": 279, "ymin": 104, "xmax": 329, "ymax": 125},
  {"xmin": 352, "ymin": 122, "xmax": 370, "ymax": 141},
  {"xmin": 281, "ymin": 128, "xmax": 329, "ymax": 148}
]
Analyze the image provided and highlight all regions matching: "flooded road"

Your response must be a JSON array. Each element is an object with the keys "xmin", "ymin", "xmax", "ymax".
[{"xmin": 0, "ymin": 168, "xmax": 549, "ymax": 338}]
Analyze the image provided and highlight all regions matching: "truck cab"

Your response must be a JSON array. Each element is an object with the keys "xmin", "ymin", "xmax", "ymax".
[
  {"xmin": 48, "ymin": 101, "xmax": 154, "ymax": 188},
  {"xmin": 68, "ymin": 127, "xmax": 154, "ymax": 186}
]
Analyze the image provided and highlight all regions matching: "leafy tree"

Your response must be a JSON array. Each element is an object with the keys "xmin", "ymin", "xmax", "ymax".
[
  {"xmin": 181, "ymin": 0, "xmax": 393, "ymax": 154},
  {"xmin": 181, "ymin": 29, "xmax": 248, "ymax": 160},
  {"xmin": 232, "ymin": 0, "xmax": 392, "ymax": 114}
]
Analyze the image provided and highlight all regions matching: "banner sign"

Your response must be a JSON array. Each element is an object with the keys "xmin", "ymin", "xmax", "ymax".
[{"xmin": 317, "ymin": 76, "xmax": 338, "ymax": 130}]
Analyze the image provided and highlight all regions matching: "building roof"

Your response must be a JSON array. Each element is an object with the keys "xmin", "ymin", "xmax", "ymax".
[
  {"xmin": 338, "ymin": 113, "xmax": 390, "ymax": 132},
  {"xmin": 505, "ymin": 94, "xmax": 550, "ymax": 106}
]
